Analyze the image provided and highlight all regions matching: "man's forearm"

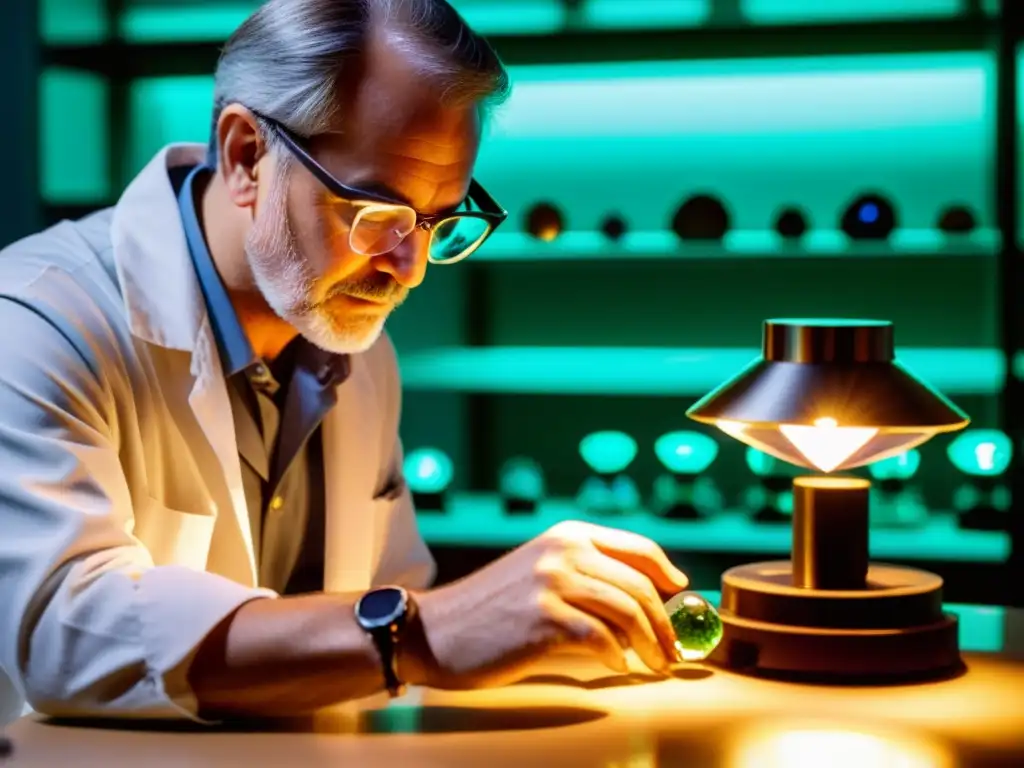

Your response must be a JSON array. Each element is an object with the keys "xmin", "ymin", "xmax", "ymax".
[{"xmin": 188, "ymin": 592, "xmax": 429, "ymax": 719}]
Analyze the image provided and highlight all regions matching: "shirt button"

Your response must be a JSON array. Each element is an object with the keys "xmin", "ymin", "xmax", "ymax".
[
  {"xmin": 269, "ymin": 496, "xmax": 284, "ymax": 511},
  {"xmin": 317, "ymin": 363, "xmax": 335, "ymax": 385}
]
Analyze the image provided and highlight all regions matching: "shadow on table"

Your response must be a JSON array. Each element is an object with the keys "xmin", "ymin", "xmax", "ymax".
[
  {"xmin": 516, "ymin": 666, "xmax": 714, "ymax": 690},
  {"xmin": 43, "ymin": 704, "xmax": 607, "ymax": 736}
]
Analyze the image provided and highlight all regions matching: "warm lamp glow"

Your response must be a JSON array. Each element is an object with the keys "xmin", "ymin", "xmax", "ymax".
[
  {"xmin": 778, "ymin": 417, "xmax": 878, "ymax": 473},
  {"xmin": 715, "ymin": 417, "xmax": 936, "ymax": 473},
  {"xmin": 728, "ymin": 720, "xmax": 952, "ymax": 768}
]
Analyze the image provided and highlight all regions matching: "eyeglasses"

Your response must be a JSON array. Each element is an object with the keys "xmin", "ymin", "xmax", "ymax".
[{"xmin": 256, "ymin": 113, "xmax": 507, "ymax": 264}]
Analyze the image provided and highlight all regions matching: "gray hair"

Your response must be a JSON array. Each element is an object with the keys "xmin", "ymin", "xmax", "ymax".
[{"xmin": 208, "ymin": 0, "xmax": 511, "ymax": 162}]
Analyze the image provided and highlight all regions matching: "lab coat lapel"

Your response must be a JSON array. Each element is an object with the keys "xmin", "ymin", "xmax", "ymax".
[
  {"xmin": 322, "ymin": 359, "xmax": 381, "ymax": 593},
  {"xmin": 187, "ymin": 322, "xmax": 259, "ymax": 585},
  {"xmin": 111, "ymin": 144, "xmax": 259, "ymax": 586}
]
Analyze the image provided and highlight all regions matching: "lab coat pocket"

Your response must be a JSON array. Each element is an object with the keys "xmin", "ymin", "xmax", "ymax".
[
  {"xmin": 369, "ymin": 487, "xmax": 422, "ymax": 586},
  {"xmin": 371, "ymin": 481, "xmax": 407, "ymax": 558},
  {"xmin": 133, "ymin": 498, "xmax": 216, "ymax": 572},
  {"xmin": 373, "ymin": 478, "xmax": 407, "ymax": 503}
]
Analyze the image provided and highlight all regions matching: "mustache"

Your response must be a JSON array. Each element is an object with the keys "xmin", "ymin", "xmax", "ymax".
[{"xmin": 323, "ymin": 274, "xmax": 404, "ymax": 304}]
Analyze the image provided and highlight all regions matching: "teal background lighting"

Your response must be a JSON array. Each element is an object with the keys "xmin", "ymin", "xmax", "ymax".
[
  {"xmin": 128, "ymin": 77, "xmax": 215, "ymax": 179},
  {"xmin": 478, "ymin": 53, "xmax": 995, "ymax": 239},
  {"xmin": 747, "ymin": 448, "xmax": 783, "ymax": 478},
  {"xmin": 498, "ymin": 457, "xmax": 546, "ymax": 500},
  {"xmin": 743, "ymin": 0, "xmax": 967, "ymax": 24},
  {"xmin": 40, "ymin": 68, "xmax": 110, "ymax": 202},
  {"xmin": 869, "ymin": 450, "xmax": 923, "ymax": 481},
  {"xmin": 396, "ymin": 347, "xmax": 1004, "ymax": 395}
]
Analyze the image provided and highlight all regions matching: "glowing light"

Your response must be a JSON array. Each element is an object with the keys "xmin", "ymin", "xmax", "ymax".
[
  {"xmin": 579, "ymin": 431, "xmax": 638, "ymax": 474},
  {"xmin": 403, "ymin": 448, "xmax": 454, "ymax": 494},
  {"xmin": 728, "ymin": 720, "xmax": 953, "ymax": 768},
  {"xmin": 746, "ymin": 447, "xmax": 786, "ymax": 477},
  {"xmin": 947, "ymin": 429, "xmax": 1012, "ymax": 476},
  {"xmin": 498, "ymin": 457, "xmax": 545, "ymax": 500},
  {"xmin": 977, "ymin": 443, "xmax": 996, "ymax": 470},
  {"xmin": 778, "ymin": 417, "xmax": 878, "ymax": 473},
  {"xmin": 716, "ymin": 420, "xmax": 749, "ymax": 439},
  {"xmin": 654, "ymin": 431, "xmax": 719, "ymax": 473}
]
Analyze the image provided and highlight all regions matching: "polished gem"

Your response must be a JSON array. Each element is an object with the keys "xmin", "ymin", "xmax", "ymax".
[{"xmin": 665, "ymin": 591, "xmax": 724, "ymax": 662}]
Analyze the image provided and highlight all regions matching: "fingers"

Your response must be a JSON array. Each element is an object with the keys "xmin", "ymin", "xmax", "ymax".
[
  {"xmin": 550, "ymin": 600, "xmax": 628, "ymax": 674},
  {"xmin": 561, "ymin": 521, "xmax": 689, "ymax": 595},
  {"xmin": 559, "ymin": 572, "xmax": 672, "ymax": 673},
  {"xmin": 575, "ymin": 550, "xmax": 681, "ymax": 666}
]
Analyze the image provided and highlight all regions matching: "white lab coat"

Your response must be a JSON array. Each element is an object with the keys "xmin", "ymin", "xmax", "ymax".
[{"xmin": 0, "ymin": 145, "xmax": 435, "ymax": 725}]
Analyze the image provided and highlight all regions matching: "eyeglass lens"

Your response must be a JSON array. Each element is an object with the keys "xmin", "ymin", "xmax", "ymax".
[{"xmin": 349, "ymin": 205, "xmax": 492, "ymax": 263}]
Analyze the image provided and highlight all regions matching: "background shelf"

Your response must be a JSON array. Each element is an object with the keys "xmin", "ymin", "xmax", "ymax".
[
  {"xmin": 415, "ymin": 493, "xmax": 1011, "ymax": 562},
  {"xmin": 399, "ymin": 346, "xmax": 1006, "ymax": 395},
  {"xmin": 474, "ymin": 229, "xmax": 1002, "ymax": 262}
]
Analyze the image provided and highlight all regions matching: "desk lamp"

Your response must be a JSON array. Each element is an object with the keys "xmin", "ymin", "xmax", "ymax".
[{"xmin": 686, "ymin": 319, "xmax": 969, "ymax": 681}]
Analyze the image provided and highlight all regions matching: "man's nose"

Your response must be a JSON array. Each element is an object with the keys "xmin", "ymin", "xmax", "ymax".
[{"xmin": 371, "ymin": 229, "xmax": 429, "ymax": 289}]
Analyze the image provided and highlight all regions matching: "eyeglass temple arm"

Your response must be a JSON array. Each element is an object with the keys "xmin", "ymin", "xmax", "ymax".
[{"xmin": 470, "ymin": 179, "xmax": 506, "ymax": 215}]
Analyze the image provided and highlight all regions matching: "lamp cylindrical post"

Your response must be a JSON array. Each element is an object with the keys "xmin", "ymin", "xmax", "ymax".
[{"xmin": 792, "ymin": 476, "xmax": 870, "ymax": 589}]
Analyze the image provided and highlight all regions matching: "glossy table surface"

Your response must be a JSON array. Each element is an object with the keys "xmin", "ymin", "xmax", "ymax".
[{"xmin": 5, "ymin": 605, "xmax": 1024, "ymax": 768}]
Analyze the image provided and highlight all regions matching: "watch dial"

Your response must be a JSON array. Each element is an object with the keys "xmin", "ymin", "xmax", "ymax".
[{"xmin": 360, "ymin": 588, "xmax": 404, "ymax": 622}]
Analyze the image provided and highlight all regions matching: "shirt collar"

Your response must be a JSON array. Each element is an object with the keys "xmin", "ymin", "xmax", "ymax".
[
  {"xmin": 176, "ymin": 164, "xmax": 260, "ymax": 377},
  {"xmin": 175, "ymin": 164, "xmax": 352, "ymax": 388}
]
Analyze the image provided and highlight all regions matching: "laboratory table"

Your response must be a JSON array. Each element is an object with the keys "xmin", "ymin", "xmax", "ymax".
[{"xmin": 4, "ymin": 605, "xmax": 1024, "ymax": 767}]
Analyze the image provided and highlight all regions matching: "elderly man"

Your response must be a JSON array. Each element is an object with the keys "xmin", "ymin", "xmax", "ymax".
[{"xmin": 0, "ymin": 0, "xmax": 687, "ymax": 724}]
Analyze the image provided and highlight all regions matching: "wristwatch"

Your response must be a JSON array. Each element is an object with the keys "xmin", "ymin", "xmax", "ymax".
[{"xmin": 354, "ymin": 586, "xmax": 415, "ymax": 697}]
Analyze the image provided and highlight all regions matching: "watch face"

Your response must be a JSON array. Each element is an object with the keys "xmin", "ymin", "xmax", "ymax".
[{"xmin": 358, "ymin": 587, "xmax": 406, "ymax": 629}]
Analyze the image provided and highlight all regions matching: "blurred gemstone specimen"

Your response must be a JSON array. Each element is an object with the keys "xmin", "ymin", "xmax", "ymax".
[{"xmin": 665, "ymin": 591, "xmax": 724, "ymax": 662}]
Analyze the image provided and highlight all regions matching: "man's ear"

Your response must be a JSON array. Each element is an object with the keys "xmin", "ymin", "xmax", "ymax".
[{"xmin": 215, "ymin": 104, "xmax": 268, "ymax": 209}]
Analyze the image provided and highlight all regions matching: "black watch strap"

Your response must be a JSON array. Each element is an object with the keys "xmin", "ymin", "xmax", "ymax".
[{"xmin": 372, "ymin": 625, "xmax": 405, "ymax": 698}]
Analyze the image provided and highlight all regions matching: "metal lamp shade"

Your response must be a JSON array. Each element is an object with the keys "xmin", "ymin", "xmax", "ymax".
[{"xmin": 686, "ymin": 319, "xmax": 969, "ymax": 472}]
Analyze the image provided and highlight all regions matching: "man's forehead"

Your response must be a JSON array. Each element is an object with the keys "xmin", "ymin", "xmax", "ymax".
[{"xmin": 315, "ymin": 92, "xmax": 481, "ymax": 211}]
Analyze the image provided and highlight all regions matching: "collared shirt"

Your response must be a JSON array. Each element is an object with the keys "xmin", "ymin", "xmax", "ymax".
[{"xmin": 174, "ymin": 164, "xmax": 350, "ymax": 594}]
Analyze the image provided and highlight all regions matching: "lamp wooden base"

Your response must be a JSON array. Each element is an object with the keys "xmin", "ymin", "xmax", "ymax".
[{"xmin": 709, "ymin": 561, "xmax": 962, "ymax": 681}]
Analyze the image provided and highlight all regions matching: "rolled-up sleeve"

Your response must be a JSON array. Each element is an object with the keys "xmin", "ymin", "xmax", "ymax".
[{"xmin": 0, "ymin": 299, "xmax": 272, "ymax": 723}]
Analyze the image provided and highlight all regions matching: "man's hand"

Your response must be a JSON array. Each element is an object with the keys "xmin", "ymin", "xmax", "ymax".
[{"xmin": 407, "ymin": 520, "xmax": 689, "ymax": 689}]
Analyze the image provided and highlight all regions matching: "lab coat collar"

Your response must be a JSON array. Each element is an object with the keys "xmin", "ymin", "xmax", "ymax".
[
  {"xmin": 112, "ymin": 144, "xmax": 261, "ymax": 584},
  {"xmin": 111, "ymin": 143, "xmax": 210, "ymax": 352}
]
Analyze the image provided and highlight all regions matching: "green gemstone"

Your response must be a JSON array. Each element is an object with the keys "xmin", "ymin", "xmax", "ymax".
[{"xmin": 665, "ymin": 591, "xmax": 724, "ymax": 662}]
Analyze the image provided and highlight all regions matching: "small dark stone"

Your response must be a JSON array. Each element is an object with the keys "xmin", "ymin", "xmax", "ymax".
[
  {"xmin": 671, "ymin": 195, "xmax": 730, "ymax": 241},
  {"xmin": 600, "ymin": 214, "xmax": 627, "ymax": 241},
  {"xmin": 937, "ymin": 205, "xmax": 976, "ymax": 234},
  {"xmin": 524, "ymin": 202, "xmax": 565, "ymax": 242},
  {"xmin": 775, "ymin": 207, "xmax": 808, "ymax": 239},
  {"xmin": 841, "ymin": 193, "xmax": 897, "ymax": 240}
]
